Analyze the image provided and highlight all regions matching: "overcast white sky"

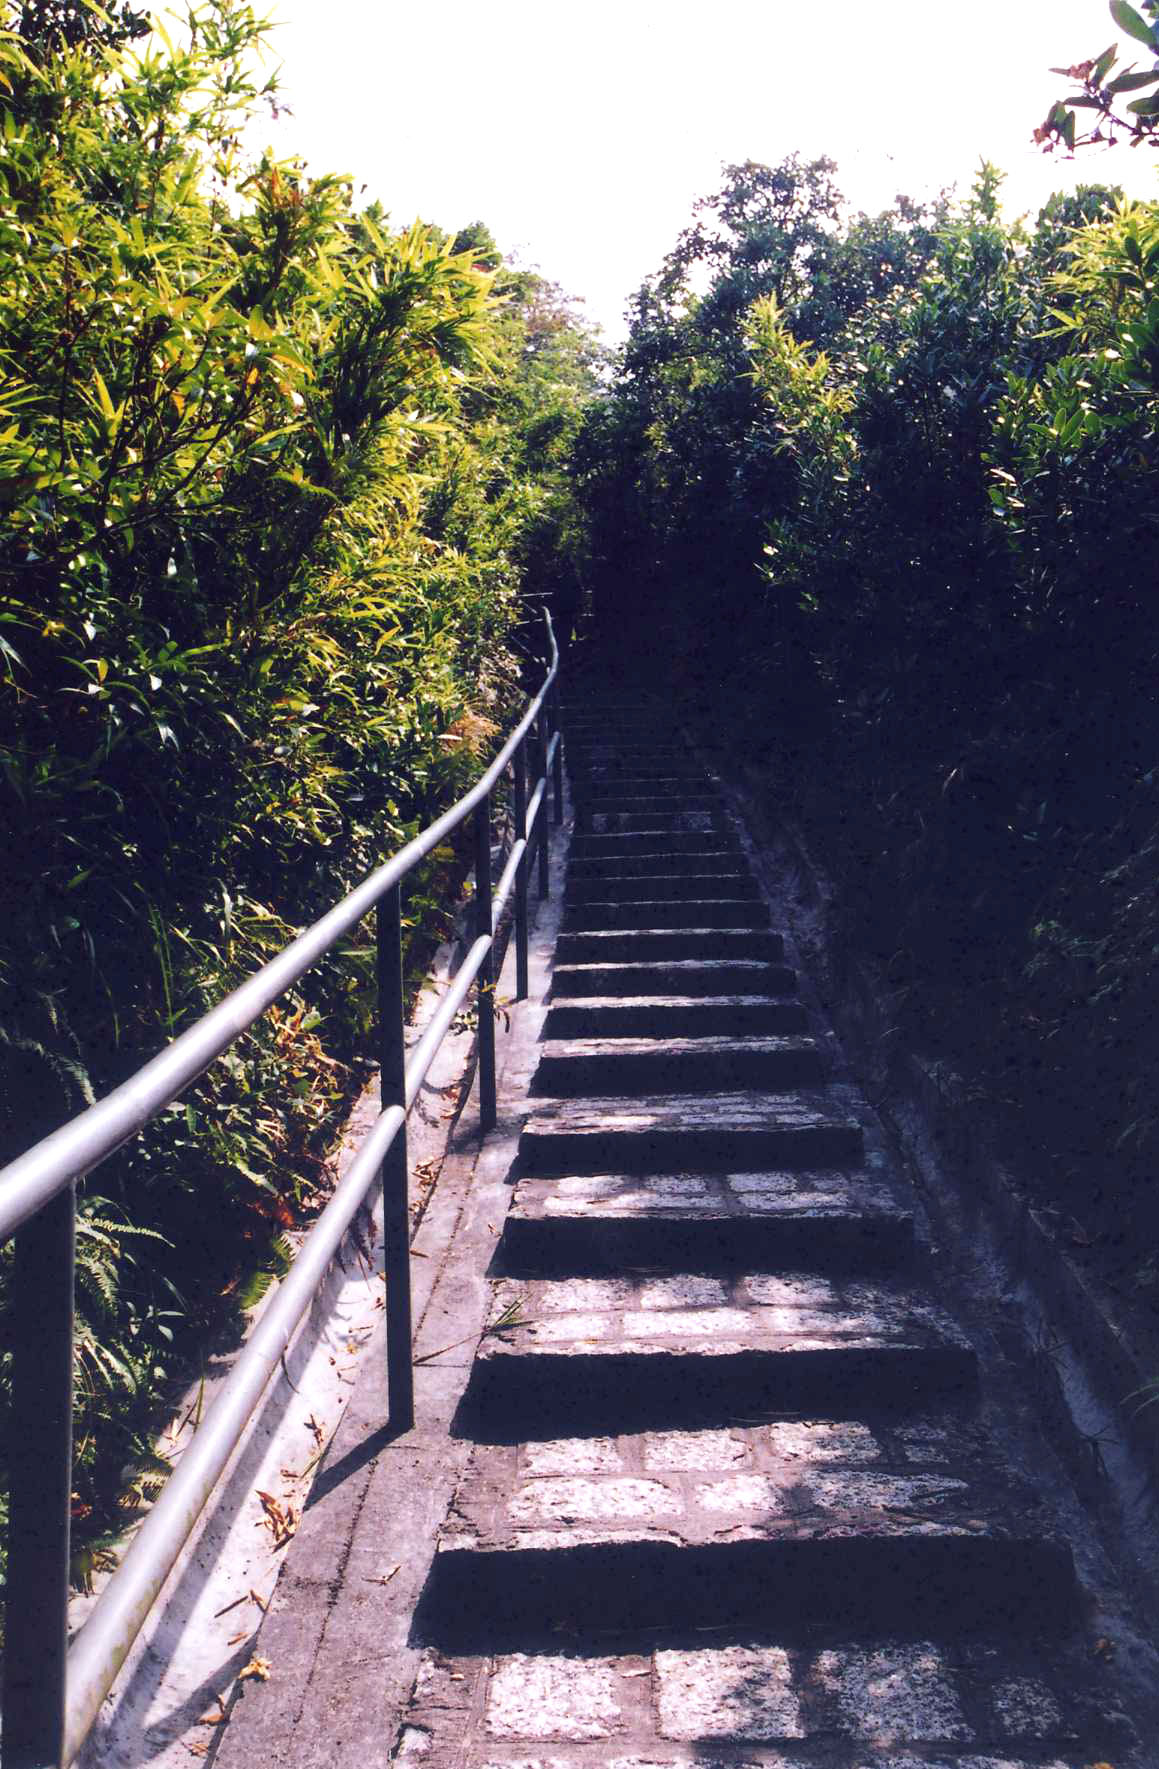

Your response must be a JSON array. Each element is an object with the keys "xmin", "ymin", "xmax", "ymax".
[{"xmin": 250, "ymin": 0, "xmax": 1159, "ymax": 338}]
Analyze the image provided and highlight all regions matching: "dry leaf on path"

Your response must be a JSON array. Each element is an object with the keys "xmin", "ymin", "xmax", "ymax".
[
  {"xmin": 238, "ymin": 1656, "xmax": 272, "ymax": 1683},
  {"xmin": 255, "ymin": 1489, "xmax": 299, "ymax": 1548}
]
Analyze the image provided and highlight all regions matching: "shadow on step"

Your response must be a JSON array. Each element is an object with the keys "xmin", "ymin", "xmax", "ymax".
[
  {"xmin": 410, "ymin": 1535, "xmax": 1078, "ymax": 1650},
  {"xmin": 451, "ymin": 1347, "xmax": 977, "ymax": 1442}
]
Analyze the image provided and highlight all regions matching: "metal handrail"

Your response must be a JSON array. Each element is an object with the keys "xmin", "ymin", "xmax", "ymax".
[{"xmin": 0, "ymin": 614, "xmax": 564, "ymax": 1769}]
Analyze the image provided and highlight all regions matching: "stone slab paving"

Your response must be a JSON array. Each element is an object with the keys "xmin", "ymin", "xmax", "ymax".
[
  {"xmin": 383, "ymin": 694, "xmax": 1148, "ymax": 1769},
  {"xmin": 393, "ymin": 1638, "xmax": 1110, "ymax": 1766}
]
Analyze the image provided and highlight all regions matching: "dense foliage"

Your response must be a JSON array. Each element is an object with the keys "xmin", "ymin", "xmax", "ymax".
[
  {"xmin": 578, "ymin": 153, "xmax": 1159, "ymax": 1318},
  {"xmin": 0, "ymin": 0, "xmax": 598, "ymax": 1580}
]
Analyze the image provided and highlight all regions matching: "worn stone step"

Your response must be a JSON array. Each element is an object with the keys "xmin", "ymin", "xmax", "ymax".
[
  {"xmin": 501, "ymin": 1169, "xmax": 911, "ymax": 1275},
  {"xmin": 419, "ymin": 1395, "xmax": 1073, "ymax": 1646},
  {"xmin": 565, "ymin": 869, "xmax": 757, "ymax": 901},
  {"xmin": 551, "ymin": 960, "xmax": 798, "ymax": 998},
  {"xmin": 543, "ymin": 994, "xmax": 809, "ymax": 1039},
  {"xmin": 531, "ymin": 1035, "xmax": 825, "ymax": 1098},
  {"xmin": 569, "ymin": 830, "xmax": 741, "ymax": 858},
  {"xmin": 563, "ymin": 716, "xmax": 676, "ymax": 731},
  {"xmin": 398, "ymin": 1636, "xmax": 1105, "ymax": 1763},
  {"xmin": 567, "ymin": 848, "xmax": 746, "ymax": 880},
  {"xmin": 568, "ymin": 754, "xmax": 704, "ymax": 774},
  {"xmin": 578, "ymin": 809, "xmax": 728, "ymax": 834},
  {"xmin": 566, "ymin": 750, "xmax": 693, "ymax": 771},
  {"xmin": 554, "ymin": 927, "xmax": 783, "ymax": 964},
  {"xmin": 562, "ymin": 899, "xmax": 770, "ymax": 933},
  {"xmin": 459, "ymin": 1275, "xmax": 977, "ymax": 1436},
  {"xmin": 570, "ymin": 780, "xmax": 721, "ymax": 806},
  {"xmin": 520, "ymin": 1092, "xmax": 862, "ymax": 1176}
]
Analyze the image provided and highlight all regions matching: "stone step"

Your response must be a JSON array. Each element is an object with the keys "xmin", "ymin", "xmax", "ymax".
[
  {"xmin": 569, "ymin": 779, "xmax": 720, "ymax": 804},
  {"xmin": 569, "ymin": 830, "xmax": 741, "ymax": 858},
  {"xmin": 543, "ymin": 994, "xmax": 809, "ymax": 1039},
  {"xmin": 577, "ymin": 809, "xmax": 727, "ymax": 833},
  {"xmin": 531, "ymin": 1035, "xmax": 825, "ymax": 1097},
  {"xmin": 551, "ymin": 960, "xmax": 798, "ymax": 998},
  {"xmin": 419, "ymin": 1396, "xmax": 1073, "ymax": 1645},
  {"xmin": 563, "ymin": 717, "xmax": 677, "ymax": 732},
  {"xmin": 567, "ymin": 848, "xmax": 746, "ymax": 879},
  {"xmin": 459, "ymin": 1275, "xmax": 978, "ymax": 1436},
  {"xmin": 501, "ymin": 1169, "xmax": 912, "ymax": 1275},
  {"xmin": 554, "ymin": 927, "xmax": 783, "ymax": 964},
  {"xmin": 520, "ymin": 1091, "xmax": 862, "ymax": 1175},
  {"xmin": 398, "ymin": 1637, "xmax": 1103, "ymax": 1763},
  {"xmin": 566, "ymin": 746, "xmax": 694, "ymax": 764},
  {"xmin": 562, "ymin": 899, "xmax": 770, "ymax": 933},
  {"xmin": 565, "ymin": 869, "xmax": 758, "ymax": 901}
]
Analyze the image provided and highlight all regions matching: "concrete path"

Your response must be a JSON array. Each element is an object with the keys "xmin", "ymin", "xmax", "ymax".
[
  {"xmin": 385, "ymin": 694, "xmax": 1145, "ymax": 1768},
  {"xmin": 215, "ymin": 686, "xmax": 1155, "ymax": 1769}
]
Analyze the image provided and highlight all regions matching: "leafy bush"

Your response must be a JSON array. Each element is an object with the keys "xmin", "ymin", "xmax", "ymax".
[{"xmin": 0, "ymin": 0, "xmax": 599, "ymax": 1578}]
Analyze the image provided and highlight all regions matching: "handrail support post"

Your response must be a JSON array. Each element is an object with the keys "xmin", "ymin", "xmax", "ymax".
[
  {"xmin": 550, "ymin": 675, "xmax": 564, "ymax": 824},
  {"xmin": 512, "ymin": 738, "xmax": 529, "ymax": 1001},
  {"xmin": 474, "ymin": 795, "xmax": 497, "ymax": 1131},
  {"xmin": 536, "ymin": 707, "xmax": 551, "ymax": 899},
  {"xmin": 3, "ymin": 1182, "xmax": 76, "ymax": 1769},
  {"xmin": 377, "ymin": 885, "xmax": 414, "ymax": 1432}
]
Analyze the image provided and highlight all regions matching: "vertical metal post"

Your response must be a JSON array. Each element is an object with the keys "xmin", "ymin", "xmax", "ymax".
[
  {"xmin": 3, "ymin": 1185, "xmax": 76, "ymax": 1769},
  {"xmin": 550, "ymin": 674, "xmax": 564, "ymax": 825},
  {"xmin": 474, "ymin": 795, "xmax": 497, "ymax": 1132},
  {"xmin": 377, "ymin": 885, "xmax": 413, "ymax": 1433},
  {"xmin": 536, "ymin": 706, "xmax": 551, "ymax": 900},
  {"xmin": 512, "ymin": 738, "xmax": 529, "ymax": 1002}
]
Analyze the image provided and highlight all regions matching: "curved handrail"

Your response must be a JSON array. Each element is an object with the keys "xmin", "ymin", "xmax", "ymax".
[
  {"xmin": 0, "ymin": 613, "xmax": 564, "ymax": 1769},
  {"xmin": 0, "ymin": 620, "xmax": 558, "ymax": 1243}
]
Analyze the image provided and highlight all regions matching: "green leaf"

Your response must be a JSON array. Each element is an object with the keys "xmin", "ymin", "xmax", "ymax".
[
  {"xmin": 1107, "ymin": 65, "xmax": 1159, "ymax": 90},
  {"xmin": 1111, "ymin": 0, "xmax": 1158, "ymax": 47},
  {"xmin": 1093, "ymin": 42, "xmax": 1119, "ymax": 81},
  {"xmin": 1128, "ymin": 89, "xmax": 1159, "ymax": 111}
]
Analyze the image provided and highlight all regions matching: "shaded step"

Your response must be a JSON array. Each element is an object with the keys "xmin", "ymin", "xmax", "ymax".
[
  {"xmin": 562, "ymin": 899, "xmax": 770, "ymax": 932},
  {"xmin": 551, "ymin": 959, "xmax": 797, "ymax": 998},
  {"xmin": 531, "ymin": 1035, "xmax": 824, "ymax": 1097},
  {"xmin": 565, "ymin": 869, "xmax": 758, "ymax": 901},
  {"xmin": 567, "ymin": 848, "xmax": 746, "ymax": 879},
  {"xmin": 520, "ymin": 1091, "xmax": 862, "ymax": 1175},
  {"xmin": 554, "ymin": 927, "xmax": 783, "ymax": 964},
  {"xmin": 569, "ymin": 830, "xmax": 741, "ymax": 858},
  {"xmin": 571, "ymin": 795, "xmax": 721, "ymax": 816},
  {"xmin": 578, "ymin": 810, "xmax": 727, "ymax": 833},
  {"xmin": 543, "ymin": 993, "xmax": 809, "ymax": 1038},
  {"xmin": 567, "ymin": 746, "xmax": 695, "ymax": 765},
  {"xmin": 461, "ymin": 1274, "xmax": 977, "ymax": 1435},
  {"xmin": 568, "ymin": 759, "xmax": 706, "ymax": 780},
  {"xmin": 502, "ymin": 1169, "xmax": 912, "ymax": 1274}
]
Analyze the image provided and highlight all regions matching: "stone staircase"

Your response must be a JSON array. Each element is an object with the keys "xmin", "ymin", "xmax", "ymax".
[{"xmin": 391, "ymin": 695, "xmax": 1128, "ymax": 1767}]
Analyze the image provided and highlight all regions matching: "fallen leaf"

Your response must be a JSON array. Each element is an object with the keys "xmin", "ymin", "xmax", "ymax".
[
  {"xmin": 362, "ymin": 1565, "xmax": 400, "ymax": 1586},
  {"xmin": 255, "ymin": 1489, "xmax": 300, "ymax": 1549},
  {"xmin": 238, "ymin": 1656, "xmax": 272, "ymax": 1683}
]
